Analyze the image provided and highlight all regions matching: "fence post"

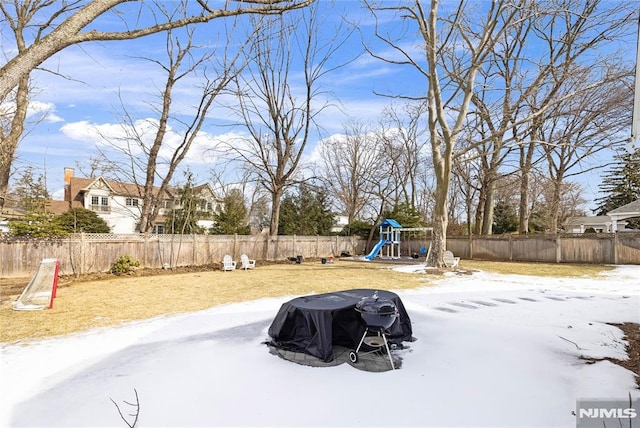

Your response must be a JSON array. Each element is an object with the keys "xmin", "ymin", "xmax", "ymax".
[
  {"xmin": 293, "ymin": 234, "xmax": 297, "ymax": 257},
  {"xmin": 142, "ymin": 233, "xmax": 148, "ymax": 268},
  {"xmin": 192, "ymin": 234, "xmax": 197, "ymax": 266},
  {"xmin": 468, "ymin": 234, "xmax": 473, "ymax": 260},
  {"xmin": 80, "ymin": 232, "xmax": 86, "ymax": 275},
  {"xmin": 613, "ymin": 232, "xmax": 618, "ymax": 265},
  {"xmin": 555, "ymin": 234, "xmax": 561, "ymax": 263},
  {"xmin": 509, "ymin": 234, "xmax": 513, "ymax": 261}
]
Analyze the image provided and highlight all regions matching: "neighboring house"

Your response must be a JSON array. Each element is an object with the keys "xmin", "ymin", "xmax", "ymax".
[
  {"xmin": 0, "ymin": 194, "xmax": 25, "ymax": 222},
  {"xmin": 63, "ymin": 167, "xmax": 221, "ymax": 234},
  {"xmin": 564, "ymin": 216, "xmax": 627, "ymax": 233},
  {"xmin": 331, "ymin": 214, "xmax": 349, "ymax": 234},
  {"xmin": 608, "ymin": 199, "xmax": 640, "ymax": 232},
  {"xmin": 165, "ymin": 183, "xmax": 219, "ymax": 233}
]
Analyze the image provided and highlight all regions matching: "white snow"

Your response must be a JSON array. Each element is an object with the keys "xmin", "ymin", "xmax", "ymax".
[{"xmin": 1, "ymin": 265, "xmax": 639, "ymax": 427}]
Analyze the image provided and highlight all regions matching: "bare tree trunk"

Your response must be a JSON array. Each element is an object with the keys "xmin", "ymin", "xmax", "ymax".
[
  {"xmin": 426, "ymin": 147, "xmax": 450, "ymax": 267},
  {"xmin": 518, "ymin": 164, "xmax": 531, "ymax": 234},
  {"xmin": 0, "ymin": 75, "xmax": 27, "ymax": 212},
  {"xmin": 481, "ymin": 171, "xmax": 496, "ymax": 235},
  {"xmin": 518, "ymin": 138, "xmax": 536, "ymax": 234},
  {"xmin": 269, "ymin": 188, "xmax": 284, "ymax": 236}
]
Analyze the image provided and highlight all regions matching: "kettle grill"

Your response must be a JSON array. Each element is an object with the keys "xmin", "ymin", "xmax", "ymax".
[{"xmin": 349, "ymin": 291, "xmax": 399, "ymax": 370}]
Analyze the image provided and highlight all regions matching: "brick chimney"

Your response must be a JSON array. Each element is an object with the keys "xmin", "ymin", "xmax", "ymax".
[{"xmin": 64, "ymin": 167, "xmax": 74, "ymax": 203}]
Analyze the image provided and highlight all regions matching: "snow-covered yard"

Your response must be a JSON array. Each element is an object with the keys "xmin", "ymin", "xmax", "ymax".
[{"xmin": 1, "ymin": 265, "xmax": 639, "ymax": 427}]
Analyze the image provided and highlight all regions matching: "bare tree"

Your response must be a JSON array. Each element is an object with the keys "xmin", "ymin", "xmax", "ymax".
[
  {"xmin": 219, "ymin": 3, "xmax": 347, "ymax": 236},
  {"xmin": 0, "ymin": 0, "xmax": 312, "ymax": 212},
  {"xmin": 365, "ymin": 0, "xmax": 521, "ymax": 266},
  {"xmin": 464, "ymin": 5, "xmax": 530, "ymax": 235},
  {"xmin": 93, "ymin": 15, "xmax": 251, "ymax": 233},
  {"xmin": 452, "ymin": 148, "xmax": 481, "ymax": 235},
  {"xmin": 462, "ymin": 0, "xmax": 634, "ymax": 235},
  {"xmin": 513, "ymin": 0, "xmax": 635, "ymax": 234},
  {"xmin": 538, "ymin": 66, "xmax": 631, "ymax": 232},
  {"xmin": 378, "ymin": 103, "xmax": 430, "ymax": 210},
  {"xmin": 317, "ymin": 119, "xmax": 381, "ymax": 226}
]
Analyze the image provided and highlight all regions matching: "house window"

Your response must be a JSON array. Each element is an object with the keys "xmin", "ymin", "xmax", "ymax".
[
  {"xmin": 126, "ymin": 198, "xmax": 139, "ymax": 207},
  {"xmin": 199, "ymin": 201, "xmax": 213, "ymax": 212},
  {"xmin": 90, "ymin": 195, "xmax": 110, "ymax": 212},
  {"xmin": 154, "ymin": 224, "xmax": 165, "ymax": 234},
  {"xmin": 161, "ymin": 200, "xmax": 172, "ymax": 209}
]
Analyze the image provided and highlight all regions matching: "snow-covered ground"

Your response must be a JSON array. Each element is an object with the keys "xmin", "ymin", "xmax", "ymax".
[{"xmin": 1, "ymin": 265, "xmax": 639, "ymax": 427}]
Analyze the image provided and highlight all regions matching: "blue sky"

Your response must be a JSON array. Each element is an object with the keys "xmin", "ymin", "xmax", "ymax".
[
  {"xmin": 10, "ymin": 1, "xmax": 403, "ymax": 198},
  {"xmin": 4, "ymin": 1, "xmax": 638, "ymax": 209}
]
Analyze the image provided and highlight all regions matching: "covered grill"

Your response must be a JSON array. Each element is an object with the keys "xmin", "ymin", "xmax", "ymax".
[
  {"xmin": 349, "ymin": 291, "xmax": 399, "ymax": 369},
  {"xmin": 267, "ymin": 289, "xmax": 413, "ymax": 364}
]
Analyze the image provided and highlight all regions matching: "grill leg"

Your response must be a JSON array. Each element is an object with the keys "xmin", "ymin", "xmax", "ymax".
[
  {"xmin": 381, "ymin": 333, "xmax": 395, "ymax": 370},
  {"xmin": 354, "ymin": 327, "xmax": 369, "ymax": 354}
]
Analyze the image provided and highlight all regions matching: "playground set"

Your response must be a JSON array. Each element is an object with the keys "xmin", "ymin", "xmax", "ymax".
[{"xmin": 364, "ymin": 219, "xmax": 432, "ymax": 261}]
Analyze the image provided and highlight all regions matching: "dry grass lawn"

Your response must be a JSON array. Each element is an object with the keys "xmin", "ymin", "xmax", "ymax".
[{"xmin": 0, "ymin": 259, "xmax": 613, "ymax": 344}]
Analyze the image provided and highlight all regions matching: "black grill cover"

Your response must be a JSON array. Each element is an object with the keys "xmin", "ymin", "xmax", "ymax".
[{"xmin": 267, "ymin": 289, "xmax": 413, "ymax": 362}]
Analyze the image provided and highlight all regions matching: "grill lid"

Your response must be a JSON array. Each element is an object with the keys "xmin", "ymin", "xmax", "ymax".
[{"xmin": 355, "ymin": 291, "xmax": 397, "ymax": 315}]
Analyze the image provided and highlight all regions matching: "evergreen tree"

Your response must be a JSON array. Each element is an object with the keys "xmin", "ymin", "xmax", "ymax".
[
  {"xmin": 278, "ymin": 194, "xmax": 299, "ymax": 236},
  {"xmin": 55, "ymin": 207, "xmax": 110, "ymax": 233},
  {"xmin": 382, "ymin": 202, "xmax": 424, "ymax": 228},
  {"xmin": 211, "ymin": 189, "xmax": 250, "ymax": 235},
  {"xmin": 14, "ymin": 166, "xmax": 49, "ymax": 214},
  {"xmin": 341, "ymin": 219, "xmax": 374, "ymax": 237},
  {"xmin": 492, "ymin": 201, "xmax": 518, "ymax": 234},
  {"xmin": 594, "ymin": 148, "xmax": 640, "ymax": 228},
  {"xmin": 278, "ymin": 184, "xmax": 334, "ymax": 235},
  {"xmin": 9, "ymin": 214, "xmax": 68, "ymax": 238}
]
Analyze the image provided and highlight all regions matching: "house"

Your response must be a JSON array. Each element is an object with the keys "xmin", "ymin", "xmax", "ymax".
[
  {"xmin": 331, "ymin": 214, "xmax": 349, "ymax": 234},
  {"xmin": 63, "ymin": 167, "xmax": 221, "ymax": 234},
  {"xmin": 608, "ymin": 199, "xmax": 640, "ymax": 232},
  {"xmin": 564, "ymin": 215, "xmax": 627, "ymax": 233}
]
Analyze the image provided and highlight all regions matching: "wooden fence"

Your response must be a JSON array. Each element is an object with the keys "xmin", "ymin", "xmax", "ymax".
[
  {"xmin": 438, "ymin": 232, "xmax": 640, "ymax": 265},
  {"xmin": 0, "ymin": 234, "xmax": 367, "ymax": 278},
  {"xmin": 2, "ymin": 232, "xmax": 639, "ymax": 278}
]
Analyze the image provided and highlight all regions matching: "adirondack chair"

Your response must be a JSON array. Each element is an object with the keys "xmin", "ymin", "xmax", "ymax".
[
  {"xmin": 222, "ymin": 254, "xmax": 236, "ymax": 271},
  {"xmin": 240, "ymin": 254, "xmax": 256, "ymax": 270},
  {"xmin": 443, "ymin": 250, "xmax": 460, "ymax": 268}
]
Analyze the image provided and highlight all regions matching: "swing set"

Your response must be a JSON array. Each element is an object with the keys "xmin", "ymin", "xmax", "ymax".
[{"xmin": 365, "ymin": 218, "xmax": 432, "ymax": 260}]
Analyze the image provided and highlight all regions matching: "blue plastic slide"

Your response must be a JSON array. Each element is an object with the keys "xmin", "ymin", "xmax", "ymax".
[{"xmin": 364, "ymin": 239, "xmax": 386, "ymax": 260}]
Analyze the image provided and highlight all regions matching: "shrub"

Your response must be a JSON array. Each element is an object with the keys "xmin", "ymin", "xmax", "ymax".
[
  {"xmin": 55, "ymin": 208, "xmax": 110, "ymax": 233},
  {"xmin": 8, "ymin": 214, "xmax": 68, "ymax": 238},
  {"xmin": 110, "ymin": 255, "xmax": 140, "ymax": 275}
]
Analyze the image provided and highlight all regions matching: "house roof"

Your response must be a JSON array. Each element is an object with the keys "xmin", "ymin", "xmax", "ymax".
[
  {"xmin": 608, "ymin": 199, "xmax": 640, "ymax": 215},
  {"xmin": 565, "ymin": 216, "xmax": 614, "ymax": 226},
  {"xmin": 47, "ymin": 200, "xmax": 71, "ymax": 215},
  {"xmin": 68, "ymin": 176, "xmax": 174, "ymax": 203}
]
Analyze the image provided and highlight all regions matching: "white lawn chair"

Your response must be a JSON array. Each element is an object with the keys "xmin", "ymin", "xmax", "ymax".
[
  {"xmin": 240, "ymin": 254, "xmax": 256, "ymax": 270},
  {"xmin": 222, "ymin": 254, "xmax": 236, "ymax": 271},
  {"xmin": 443, "ymin": 250, "xmax": 460, "ymax": 268}
]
